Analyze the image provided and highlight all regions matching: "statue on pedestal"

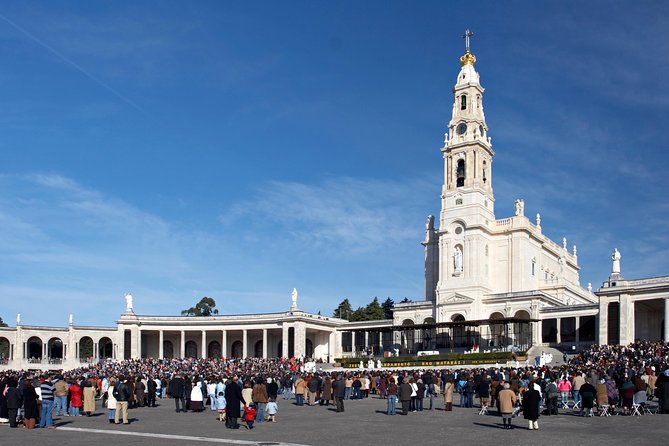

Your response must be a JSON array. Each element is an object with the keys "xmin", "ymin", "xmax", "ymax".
[
  {"xmin": 291, "ymin": 288, "xmax": 298, "ymax": 309},
  {"xmin": 612, "ymin": 248, "xmax": 621, "ymax": 275},
  {"xmin": 514, "ymin": 199, "xmax": 524, "ymax": 216},
  {"xmin": 454, "ymin": 246, "xmax": 463, "ymax": 274},
  {"xmin": 125, "ymin": 293, "xmax": 134, "ymax": 312}
]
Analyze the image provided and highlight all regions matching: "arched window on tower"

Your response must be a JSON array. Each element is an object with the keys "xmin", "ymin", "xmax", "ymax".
[
  {"xmin": 456, "ymin": 159, "xmax": 465, "ymax": 187},
  {"xmin": 460, "ymin": 95, "xmax": 467, "ymax": 110},
  {"xmin": 476, "ymin": 94, "xmax": 481, "ymax": 109}
]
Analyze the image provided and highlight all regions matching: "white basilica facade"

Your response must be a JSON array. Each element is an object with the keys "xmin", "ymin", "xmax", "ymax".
[{"xmin": 1, "ymin": 42, "xmax": 668, "ymax": 371}]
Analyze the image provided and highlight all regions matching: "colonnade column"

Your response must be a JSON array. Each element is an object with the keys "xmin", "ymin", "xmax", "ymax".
[
  {"xmin": 281, "ymin": 324, "xmax": 289, "ymax": 359},
  {"xmin": 664, "ymin": 299, "xmax": 669, "ymax": 342},
  {"xmin": 364, "ymin": 331, "xmax": 369, "ymax": 354},
  {"xmin": 619, "ymin": 294, "xmax": 631, "ymax": 345},
  {"xmin": 158, "ymin": 330, "xmax": 164, "ymax": 359},
  {"xmin": 201, "ymin": 330, "xmax": 207, "ymax": 359},
  {"xmin": 555, "ymin": 318, "xmax": 561, "ymax": 344},
  {"xmin": 221, "ymin": 330, "xmax": 227, "ymax": 358},
  {"xmin": 262, "ymin": 329, "xmax": 268, "ymax": 359},
  {"xmin": 180, "ymin": 330, "xmax": 185, "ymax": 358},
  {"xmin": 598, "ymin": 297, "xmax": 608, "ymax": 345},
  {"xmin": 242, "ymin": 329, "xmax": 248, "ymax": 358},
  {"xmin": 574, "ymin": 317, "xmax": 580, "ymax": 346},
  {"xmin": 351, "ymin": 332, "xmax": 355, "ymax": 355}
]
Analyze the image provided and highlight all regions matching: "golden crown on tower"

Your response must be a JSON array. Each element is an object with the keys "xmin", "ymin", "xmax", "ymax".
[{"xmin": 460, "ymin": 50, "xmax": 476, "ymax": 66}]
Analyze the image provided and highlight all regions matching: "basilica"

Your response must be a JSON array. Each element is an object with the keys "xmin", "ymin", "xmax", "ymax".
[{"xmin": 1, "ymin": 41, "xmax": 668, "ymax": 371}]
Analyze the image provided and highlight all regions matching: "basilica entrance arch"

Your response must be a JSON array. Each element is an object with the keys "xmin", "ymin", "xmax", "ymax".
[
  {"xmin": 185, "ymin": 341, "xmax": 198, "ymax": 358},
  {"xmin": 99, "ymin": 337, "xmax": 113, "ymax": 359},
  {"xmin": 208, "ymin": 341, "xmax": 221, "ymax": 358},
  {"xmin": 254, "ymin": 340, "xmax": 263, "ymax": 358},
  {"xmin": 0, "ymin": 337, "xmax": 10, "ymax": 361},
  {"xmin": 47, "ymin": 337, "xmax": 64, "ymax": 361},
  {"xmin": 231, "ymin": 341, "xmax": 243, "ymax": 358},
  {"xmin": 79, "ymin": 336, "xmax": 94, "ymax": 360},
  {"xmin": 488, "ymin": 312, "xmax": 506, "ymax": 348},
  {"xmin": 513, "ymin": 310, "xmax": 531, "ymax": 350},
  {"xmin": 163, "ymin": 340, "xmax": 174, "ymax": 358},
  {"xmin": 305, "ymin": 339, "xmax": 313, "ymax": 358},
  {"xmin": 27, "ymin": 337, "xmax": 42, "ymax": 360}
]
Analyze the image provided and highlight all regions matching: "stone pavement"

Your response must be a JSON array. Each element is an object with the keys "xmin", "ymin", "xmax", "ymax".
[{"xmin": 1, "ymin": 395, "xmax": 665, "ymax": 446}]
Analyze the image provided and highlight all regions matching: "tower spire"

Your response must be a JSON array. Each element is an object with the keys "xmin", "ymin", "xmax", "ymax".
[{"xmin": 460, "ymin": 29, "xmax": 476, "ymax": 66}]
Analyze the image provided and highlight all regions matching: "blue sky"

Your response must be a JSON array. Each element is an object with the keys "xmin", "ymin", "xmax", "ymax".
[{"xmin": 1, "ymin": 1, "xmax": 668, "ymax": 327}]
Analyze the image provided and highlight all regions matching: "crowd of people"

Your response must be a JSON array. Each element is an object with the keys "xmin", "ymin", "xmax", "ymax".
[{"xmin": 1, "ymin": 341, "xmax": 668, "ymax": 432}]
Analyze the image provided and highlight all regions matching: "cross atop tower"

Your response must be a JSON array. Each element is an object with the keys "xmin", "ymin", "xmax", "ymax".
[{"xmin": 463, "ymin": 29, "xmax": 474, "ymax": 52}]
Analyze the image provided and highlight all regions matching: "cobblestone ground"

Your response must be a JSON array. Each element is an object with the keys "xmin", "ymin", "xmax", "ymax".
[{"xmin": 1, "ymin": 395, "xmax": 665, "ymax": 446}]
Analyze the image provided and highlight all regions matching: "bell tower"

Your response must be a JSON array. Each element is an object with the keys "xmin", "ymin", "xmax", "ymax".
[
  {"xmin": 430, "ymin": 30, "xmax": 495, "ymax": 313},
  {"xmin": 440, "ymin": 30, "xmax": 495, "ymax": 228}
]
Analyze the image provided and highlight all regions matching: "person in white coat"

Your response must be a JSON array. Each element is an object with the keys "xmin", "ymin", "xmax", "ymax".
[
  {"xmin": 190, "ymin": 381, "xmax": 204, "ymax": 412},
  {"xmin": 106, "ymin": 379, "xmax": 118, "ymax": 424}
]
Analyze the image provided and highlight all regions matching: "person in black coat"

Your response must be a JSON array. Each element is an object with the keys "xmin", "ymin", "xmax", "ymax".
[
  {"xmin": 579, "ymin": 378, "xmax": 597, "ymax": 417},
  {"xmin": 332, "ymin": 375, "xmax": 346, "ymax": 413},
  {"xmin": 147, "ymin": 377, "xmax": 157, "ymax": 407},
  {"xmin": 522, "ymin": 383, "xmax": 541, "ymax": 430},
  {"xmin": 168, "ymin": 374, "xmax": 187, "ymax": 413},
  {"xmin": 5, "ymin": 379, "xmax": 22, "ymax": 428},
  {"xmin": 225, "ymin": 377, "xmax": 245, "ymax": 429},
  {"xmin": 399, "ymin": 381, "xmax": 413, "ymax": 415},
  {"xmin": 22, "ymin": 380, "xmax": 39, "ymax": 429},
  {"xmin": 267, "ymin": 378, "xmax": 279, "ymax": 400}
]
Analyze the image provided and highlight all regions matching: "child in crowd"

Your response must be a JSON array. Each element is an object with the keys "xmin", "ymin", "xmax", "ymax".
[
  {"xmin": 266, "ymin": 398, "xmax": 278, "ymax": 422},
  {"xmin": 243, "ymin": 403, "xmax": 257, "ymax": 429},
  {"xmin": 216, "ymin": 391, "xmax": 226, "ymax": 423}
]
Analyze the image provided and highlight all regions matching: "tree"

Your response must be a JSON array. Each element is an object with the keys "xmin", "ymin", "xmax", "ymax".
[
  {"xmin": 333, "ymin": 299, "xmax": 353, "ymax": 320},
  {"xmin": 364, "ymin": 297, "xmax": 386, "ymax": 321},
  {"xmin": 181, "ymin": 297, "xmax": 219, "ymax": 316},
  {"xmin": 381, "ymin": 298, "xmax": 395, "ymax": 319},
  {"xmin": 0, "ymin": 316, "xmax": 7, "ymax": 327}
]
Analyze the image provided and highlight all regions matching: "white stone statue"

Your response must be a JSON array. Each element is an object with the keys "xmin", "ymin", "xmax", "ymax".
[
  {"xmin": 359, "ymin": 360, "xmax": 364, "ymax": 370},
  {"xmin": 514, "ymin": 199, "xmax": 524, "ymax": 216},
  {"xmin": 377, "ymin": 359, "xmax": 382, "ymax": 369},
  {"xmin": 426, "ymin": 215, "xmax": 434, "ymax": 231},
  {"xmin": 16, "ymin": 313, "xmax": 20, "ymax": 325},
  {"xmin": 536, "ymin": 213, "xmax": 541, "ymax": 227},
  {"xmin": 587, "ymin": 283, "xmax": 593, "ymax": 293},
  {"xmin": 291, "ymin": 288, "xmax": 298, "ymax": 309},
  {"xmin": 368, "ymin": 359, "xmax": 375, "ymax": 370},
  {"xmin": 454, "ymin": 246, "xmax": 463, "ymax": 274},
  {"xmin": 558, "ymin": 256, "xmax": 565, "ymax": 276},
  {"xmin": 69, "ymin": 314, "xmax": 73, "ymax": 325},
  {"xmin": 612, "ymin": 248, "xmax": 621, "ymax": 275},
  {"xmin": 125, "ymin": 293, "xmax": 133, "ymax": 312},
  {"xmin": 562, "ymin": 237, "xmax": 567, "ymax": 250}
]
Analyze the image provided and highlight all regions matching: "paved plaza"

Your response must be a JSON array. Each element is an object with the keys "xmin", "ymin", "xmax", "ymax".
[{"xmin": 1, "ymin": 395, "xmax": 664, "ymax": 446}]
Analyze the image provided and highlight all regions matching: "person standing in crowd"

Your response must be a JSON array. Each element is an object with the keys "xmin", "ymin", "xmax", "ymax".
[
  {"xmin": 207, "ymin": 378, "xmax": 217, "ymax": 411},
  {"xmin": 579, "ymin": 378, "xmax": 597, "ymax": 417},
  {"xmin": 39, "ymin": 375, "xmax": 56, "ymax": 429},
  {"xmin": 106, "ymin": 378, "xmax": 117, "ymax": 424},
  {"xmin": 557, "ymin": 375, "xmax": 572, "ymax": 407},
  {"xmin": 344, "ymin": 375, "xmax": 353, "ymax": 400},
  {"xmin": 266, "ymin": 397, "xmax": 278, "ymax": 422},
  {"xmin": 5, "ymin": 378, "xmax": 22, "ymax": 428},
  {"xmin": 399, "ymin": 378, "xmax": 412, "ymax": 415},
  {"xmin": 307, "ymin": 374, "xmax": 319, "ymax": 405},
  {"xmin": 294, "ymin": 375, "xmax": 306, "ymax": 406},
  {"xmin": 321, "ymin": 375, "xmax": 332, "ymax": 406},
  {"xmin": 498, "ymin": 382, "xmax": 517, "ymax": 430},
  {"xmin": 53, "ymin": 375, "xmax": 69, "ymax": 417},
  {"xmin": 252, "ymin": 378, "xmax": 269, "ymax": 422},
  {"xmin": 478, "ymin": 375, "xmax": 491, "ymax": 409},
  {"xmin": 168, "ymin": 374, "xmax": 187, "ymax": 413},
  {"xmin": 225, "ymin": 376, "xmax": 244, "ymax": 429},
  {"xmin": 386, "ymin": 377, "xmax": 398, "ymax": 416},
  {"xmin": 523, "ymin": 379, "xmax": 541, "ymax": 430},
  {"xmin": 332, "ymin": 374, "xmax": 346, "ymax": 413},
  {"xmin": 113, "ymin": 376, "xmax": 130, "ymax": 425},
  {"xmin": 544, "ymin": 377, "xmax": 559, "ymax": 415},
  {"xmin": 69, "ymin": 379, "xmax": 82, "ymax": 416},
  {"xmin": 147, "ymin": 376, "xmax": 157, "ymax": 408},
  {"xmin": 243, "ymin": 402, "xmax": 256, "ymax": 429},
  {"xmin": 22, "ymin": 379, "xmax": 39, "ymax": 429},
  {"xmin": 190, "ymin": 381, "xmax": 204, "ymax": 412},
  {"xmin": 444, "ymin": 377, "xmax": 454, "ymax": 412},
  {"xmin": 572, "ymin": 371, "xmax": 585, "ymax": 414},
  {"xmin": 83, "ymin": 381, "xmax": 96, "ymax": 416}
]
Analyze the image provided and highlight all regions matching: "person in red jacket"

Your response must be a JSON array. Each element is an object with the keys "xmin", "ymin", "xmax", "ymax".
[
  {"xmin": 243, "ymin": 403, "xmax": 257, "ymax": 429},
  {"xmin": 69, "ymin": 380, "xmax": 83, "ymax": 417}
]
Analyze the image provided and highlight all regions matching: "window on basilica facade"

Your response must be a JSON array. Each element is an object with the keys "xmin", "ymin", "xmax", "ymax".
[
  {"xmin": 456, "ymin": 159, "xmax": 465, "ymax": 187},
  {"xmin": 461, "ymin": 95, "xmax": 467, "ymax": 110}
]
